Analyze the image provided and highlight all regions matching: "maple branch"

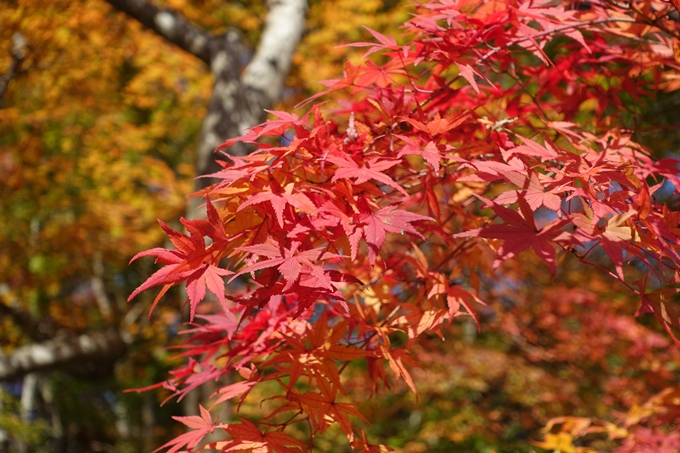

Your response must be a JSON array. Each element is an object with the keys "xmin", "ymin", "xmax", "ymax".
[
  {"xmin": 629, "ymin": 2, "xmax": 680, "ymax": 39},
  {"xmin": 424, "ymin": 16, "xmax": 640, "ymax": 108},
  {"xmin": 0, "ymin": 331, "xmax": 129, "ymax": 382},
  {"xmin": 477, "ymin": 17, "xmax": 638, "ymax": 63},
  {"xmin": 0, "ymin": 33, "xmax": 27, "ymax": 109},
  {"xmin": 104, "ymin": 0, "xmax": 212, "ymax": 64},
  {"xmin": 566, "ymin": 244, "xmax": 638, "ymax": 294}
]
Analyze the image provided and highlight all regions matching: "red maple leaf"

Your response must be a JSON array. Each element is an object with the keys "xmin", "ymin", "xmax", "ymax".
[
  {"xmin": 327, "ymin": 155, "xmax": 408, "ymax": 196},
  {"xmin": 186, "ymin": 264, "xmax": 233, "ymax": 320},
  {"xmin": 400, "ymin": 113, "xmax": 469, "ymax": 137},
  {"xmin": 211, "ymin": 380, "xmax": 257, "ymax": 407},
  {"xmin": 127, "ymin": 247, "xmax": 191, "ymax": 299},
  {"xmin": 234, "ymin": 240, "xmax": 338, "ymax": 291},
  {"xmin": 129, "ymin": 200, "xmax": 233, "ymax": 320},
  {"xmin": 504, "ymin": 135, "xmax": 559, "ymax": 161},
  {"xmin": 395, "ymin": 135, "xmax": 442, "ymax": 173},
  {"xmin": 454, "ymin": 195, "xmax": 568, "ymax": 274},
  {"xmin": 286, "ymin": 387, "xmax": 368, "ymax": 437},
  {"xmin": 342, "ymin": 26, "xmax": 399, "ymax": 58},
  {"xmin": 494, "ymin": 170, "xmax": 562, "ymax": 212},
  {"xmin": 360, "ymin": 206, "xmax": 432, "ymax": 264},
  {"xmin": 220, "ymin": 418, "xmax": 305, "ymax": 453},
  {"xmin": 456, "ymin": 62, "xmax": 481, "ymax": 94},
  {"xmin": 204, "ymin": 156, "xmax": 270, "ymax": 188},
  {"xmin": 238, "ymin": 182, "xmax": 316, "ymax": 228},
  {"xmin": 153, "ymin": 405, "xmax": 218, "ymax": 453},
  {"xmin": 446, "ymin": 286, "xmax": 486, "ymax": 332}
]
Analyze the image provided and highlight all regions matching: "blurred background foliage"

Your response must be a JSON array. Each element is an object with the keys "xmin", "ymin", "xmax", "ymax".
[
  {"xmin": 1, "ymin": 0, "xmax": 679, "ymax": 452},
  {"xmin": 0, "ymin": 0, "xmax": 410, "ymax": 451}
]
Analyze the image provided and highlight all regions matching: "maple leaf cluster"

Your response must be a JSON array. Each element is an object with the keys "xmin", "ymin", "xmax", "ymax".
[{"xmin": 128, "ymin": 0, "xmax": 680, "ymax": 451}]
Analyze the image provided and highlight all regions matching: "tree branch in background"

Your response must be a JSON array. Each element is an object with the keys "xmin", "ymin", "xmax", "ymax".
[
  {"xmin": 0, "ymin": 331, "xmax": 128, "ymax": 381},
  {"xmin": 0, "ymin": 284, "xmax": 55, "ymax": 342},
  {"xmin": 104, "ymin": 0, "xmax": 212, "ymax": 64}
]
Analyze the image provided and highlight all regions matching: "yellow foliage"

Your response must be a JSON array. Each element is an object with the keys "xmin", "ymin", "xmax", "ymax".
[{"xmin": 0, "ymin": 0, "xmax": 205, "ymax": 341}]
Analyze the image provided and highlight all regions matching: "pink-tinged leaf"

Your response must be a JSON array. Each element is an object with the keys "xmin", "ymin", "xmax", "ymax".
[
  {"xmin": 361, "ymin": 206, "xmax": 433, "ymax": 264},
  {"xmin": 129, "ymin": 248, "xmax": 184, "ymax": 266},
  {"xmin": 157, "ymin": 220, "xmax": 196, "ymax": 255},
  {"xmin": 363, "ymin": 26, "xmax": 397, "ymax": 48},
  {"xmin": 401, "ymin": 113, "xmax": 468, "ymax": 137},
  {"xmin": 278, "ymin": 254, "xmax": 303, "ymax": 284},
  {"xmin": 203, "ymin": 155, "xmax": 270, "ymax": 187},
  {"xmin": 301, "ymin": 264, "xmax": 335, "ymax": 291},
  {"xmin": 499, "ymin": 171, "xmax": 562, "ymax": 211},
  {"xmin": 447, "ymin": 286, "xmax": 486, "ymax": 331},
  {"xmin": 563, "ymin": 28, "xmax": 591, "ymax": 53},
  {"xmin": 547, "ymin": 121, "xmax": 582, "ymax": 140},
  {"xmin": 194, "ymin": 313, "xmax": 238, "ymax": 339},
  {"xmin": 342, "ymin": 26, "xmax": 398, "ymax": 58},
  {"xmin": 128, "ymin": 264, "xmax": 194, "ymax": 303},
  {"xmin": 466, "ymin": 160, "xmax": 525, "ymax": 183},
  {"xmin": 211, "ymin": 381, "xmax": 256, "ymax": 407},
  {"xmin": 600, "ymin": 237, "xmax": 626, "ymax": 281},
  {"xmin": 204, "ymin": 166, "xmax": 250, "ymax": 185},
  {"xmin": 186, "ymin": 264, "xmax": 234, "ymax": 321},
  {"xmin": 456, "ymin": 63, "xmax": 480, "ymax": 94},
  {"xmin": 597, "ymin": 212, "xmax": 635, "ymax": 280},
  {"xmin": 524, "ymin": 173, "xmax": 561, "ymax": 212},
  {"xmin": 315, "ymin": 202, "xmax": 362, "ymax": 259},
  {"xmin": 507, "ymin": 136, "xmax": 559, "ymax": 161},
  {"xmin": 327, "ymin": 155, "xmax": 408, "ymax": 196},
  {"xmin": 238, "ymin": 183, "xmax": 316, "ymax": 228},
  {"xmin": 152, "ymin": 405, "xmax": 215, "ymax": 453},
  {"xmin": 453, "ymin": 195, "xmax": 563, "ymax": 274},
  {"xmin": 348, "ymin": 228, "xmax": 363, "ymax": 261},
  {"xmin": 395, "ymin": 135, "xmax": 441, "ymax": 173},
  {"xmin": 287, "ymin": 223, "xmax": 311, "ymax": 238},
  {"xmin": 238, "ymin": 241, "xmax": 282, "ymax": 259},
  {"xmin": 247, "ymin": 109, "xmax": 310, "ymax": 138},
  {"xmin": 234, "ymin": 240, "xmax": 336, "ymax": 290}
]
